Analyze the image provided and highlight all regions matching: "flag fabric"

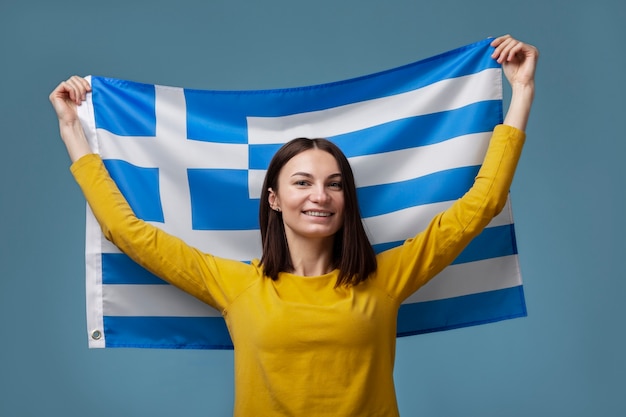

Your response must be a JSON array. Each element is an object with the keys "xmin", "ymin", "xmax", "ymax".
[{"xmin": 77, "ymin": 38, "xmax": 526, "ymax": 349}]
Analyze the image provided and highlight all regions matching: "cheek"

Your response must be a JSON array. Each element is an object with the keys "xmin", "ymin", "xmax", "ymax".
[
  {"xmin": 335, "ymin": 197, "xmax": 346, "ymax": 221},
  {"xmin": 337, "ymin": 193, "xmax": 346, "ymax": 211}
]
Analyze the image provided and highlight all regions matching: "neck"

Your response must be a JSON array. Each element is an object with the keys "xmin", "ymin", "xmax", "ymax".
[{"xmin": 285, "ymin": 235, "xmax": 335, "ymax": 277}]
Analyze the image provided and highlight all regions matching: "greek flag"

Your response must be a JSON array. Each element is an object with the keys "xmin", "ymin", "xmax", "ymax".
[{"xmin": 77, "ymin": 38, "xmax": 526, "ymax": 349}]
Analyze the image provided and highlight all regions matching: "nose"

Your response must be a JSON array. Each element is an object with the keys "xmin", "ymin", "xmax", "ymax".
[{"xmin": 310, "ymin": 183, "xmax": 330, "ymax": 204}]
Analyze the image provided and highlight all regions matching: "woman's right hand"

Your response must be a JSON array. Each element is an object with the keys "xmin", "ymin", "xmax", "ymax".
[
  {"xmin": 50, "ymin": 76, "xmax": 94, "ymax": 162},
  {"xmin": 49, "ymin": 76, "xmax": 92, "ymax": 126}
]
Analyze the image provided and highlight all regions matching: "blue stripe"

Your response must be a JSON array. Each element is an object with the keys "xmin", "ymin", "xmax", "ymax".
[
  {"xmin": 103, "ymin": 316, "xmax": 233, "ymax": 349},
  {"xmin": 373, "ymin": 224, "xmax": 517, "ymax": 262},
  {"xmin": 185, "ymin": 39, "xmax": 498, "ymax": 143},
  {"xmin": 330, "ymin": 101, "xmax": 502, "ymax": 158},
  {"xmin": 188, "ymin": 169, "xmax": 260, "ymax": 230},
  {"xmin": 92, "ymin": 76, "xmax": 156, "ymax": 136},
  {"xmin": 102, "ymin": 160, "xmax": 164, "ymax": 222},
  {"xmin": 248, "ymin": 100, "xmax": 502, "ymax": 169},
  {"xmin": 358, "ymin": 166, "xmax": 479, "ymax": 218},
  {"xmin": 453, "ymin": 224, "xmax": 518, "ymax": 265},
  {"xmin": 102, "ymin": 224, "xmax": 517, "ymax": 285},
  {"xmin": 101, "ymin": 286, "xmax": 526, "ymax": 349},
  {"xmin": 372, "ymin": 241, "xmax": 404, "ymax": 253},
  {"xmin": 102, "ymin": 253, "xmax": 167, "ymax": 285},
  {"xmin": 397, "ymin": 286, "xmax": 527, "ymax": 336}
]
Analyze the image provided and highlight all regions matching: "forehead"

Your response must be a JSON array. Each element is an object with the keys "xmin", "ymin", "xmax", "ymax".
[{"xmin": 280, "ymin": 148, "xmax": 341, "ymax": 176}]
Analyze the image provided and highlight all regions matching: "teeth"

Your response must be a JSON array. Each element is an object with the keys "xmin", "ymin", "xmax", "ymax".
[{"xmin": 304, "ymin": 211, "xmax": 331, "ymax": 217}]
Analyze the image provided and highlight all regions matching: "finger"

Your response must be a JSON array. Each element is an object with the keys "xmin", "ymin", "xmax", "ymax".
[
  {"xmin": 65, "ymin": 80, "xmax": 81, "ymax": 104},
  {"xmin": 64, "ymin": 76, "xmax": 89, "ymax": 104},
  {"xmin": 494, "ymin": 39, "xmax": 522, "ymax": 64},
  {"xmin": 503, "ymin": 44, "xmax": 523, "ymax": 63},
  {"xmin": 490, "ymin": 34, "xmax": 511, "ymax": 48},
  {"xmin": 499, "ymin": 39, "xmax": 519, "ymax": 61},
  {"xmin": 50, "ymin": 80, "xmax": 75, "ymax": 106},
  {"xmin": 70, "ymin": 75, "xmax": 92, "ymax": 99},
  {"xmin": 491, "ymin": 36, "xmax": 514, "ymax": 62},
  {"xmin": 49, "ymin": 81, "xmax": 68, "ymax": 105}
]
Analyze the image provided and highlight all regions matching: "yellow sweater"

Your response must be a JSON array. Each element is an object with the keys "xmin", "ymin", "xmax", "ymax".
[{"xmin": 71, "ymin": 125, "xmax": 525, "ymax": 416}]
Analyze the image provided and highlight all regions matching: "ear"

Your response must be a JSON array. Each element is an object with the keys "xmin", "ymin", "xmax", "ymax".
[{"xmin": 268, "ymin": 188, "xmax": 279, "ymax": 211}]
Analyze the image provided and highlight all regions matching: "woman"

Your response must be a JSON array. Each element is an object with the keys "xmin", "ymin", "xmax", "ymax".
[{"xmin": 50, "ymin": 35, "xmax": 538, "ymax": 416}]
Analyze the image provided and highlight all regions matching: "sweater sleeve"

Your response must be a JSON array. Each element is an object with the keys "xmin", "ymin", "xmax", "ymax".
[
  {"xmin": 70, "ymin": 154, "xmax": 259, "ymax": 312},
  {"xmin": 375, "ymin": 124, "xmax": 526, "ymax": 302}
]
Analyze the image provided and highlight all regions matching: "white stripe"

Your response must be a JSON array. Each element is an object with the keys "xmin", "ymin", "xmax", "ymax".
[
  {"xmin": 101, "ymin": 254, "xmax": 520, "ymax": 317},
  {"xmin": 102, "ymin": 284, "xmax": 221, "ymax": 317},
  {"xmin": 403, "ymin": 255, "xmax": 522, "ymax": 304},
  {"xmin": 78, "ymin": 78, "xmax": 107, "ymax": 348},
  {"xmin": 154, "ymin": 86, "xmax": 194, "ymax": 234},
  {"xmin": 247, "ymin": 132, "xmax": 491, "ymax": 198},
  {"xmin": 350, "ymin": 132, "xmax": 490, "ymax": 188},
  {"xmin": 247, "ymin": 68, "xmax": 502, "ymax": 144},
  {"xmin": 248, "ymin": 169, "xmax": 267, "ymax": 199},
  {"xmin": 85, "ymin": 193, "xmax": 106, "ymax": 347},
  {"xmin": 96, "ymin": 129, "xmax": 248, "ymax": 169},
  {"xmin": 100, "ymin": 227, "xmax": 262, "ymax": 261},
  {"xmin": 364, "ymin": 197, "xmax": 514, "ymax": 244},
  {"xmin": 167, "ymin": 228, "xmax": 262, "ymax": 260}
]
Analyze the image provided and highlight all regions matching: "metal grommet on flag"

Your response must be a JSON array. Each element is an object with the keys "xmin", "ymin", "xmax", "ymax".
[{"xmin": 91, "ymin": 330, "xmax": 102, "ymax": 340}]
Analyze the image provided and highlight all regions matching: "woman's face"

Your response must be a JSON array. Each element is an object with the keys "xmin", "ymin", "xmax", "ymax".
[{"xmin": 269, "ymin": 148, "xmax": 345, "ymax": 244}]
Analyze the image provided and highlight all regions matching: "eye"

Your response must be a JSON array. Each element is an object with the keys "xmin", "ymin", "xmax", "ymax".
[
  {"xmin": 294, "ymin": 180, "xmax": 310, "ymax": 187},
  {"xmin": 328, "ymin": 181, "xmax": 343, "ymax": 190}
]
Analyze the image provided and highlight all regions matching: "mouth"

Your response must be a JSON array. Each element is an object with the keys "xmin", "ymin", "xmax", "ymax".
[{"xmin": 303, "ymin": 211, "xmax": 333, "ymax": 217}]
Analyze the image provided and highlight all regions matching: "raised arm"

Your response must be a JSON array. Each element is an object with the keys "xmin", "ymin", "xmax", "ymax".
[
  {"xmin": 490, "ymin": 35, "xmax": 539, "ymax": 131},
  {"xmin": 49, "ymin": 76, "xmax": 94, "ymax": 162},
  {"xmin": 378, "ymin": 35, "xmax": 538, "ymax": 300}
]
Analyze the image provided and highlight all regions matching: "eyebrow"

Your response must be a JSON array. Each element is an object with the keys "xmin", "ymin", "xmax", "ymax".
[{"xmin": 290, "ymin": 172, "xmax": 342, "ymax": 179}]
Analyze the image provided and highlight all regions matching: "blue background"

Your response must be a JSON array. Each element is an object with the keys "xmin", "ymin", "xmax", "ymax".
[{"xmin": 1, "ymin": 0, "xmax": 624, "ymax": 415}]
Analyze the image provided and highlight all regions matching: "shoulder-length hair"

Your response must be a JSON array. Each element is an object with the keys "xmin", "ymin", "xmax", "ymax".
[{"xmin": 259, "ymin": 138, "xmax": 377, "ymax": 287}]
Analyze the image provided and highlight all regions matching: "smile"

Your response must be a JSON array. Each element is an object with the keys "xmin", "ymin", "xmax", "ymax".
[{"xmin": 303, "ymin": 211, "xmax": 333, "ymax": 217}]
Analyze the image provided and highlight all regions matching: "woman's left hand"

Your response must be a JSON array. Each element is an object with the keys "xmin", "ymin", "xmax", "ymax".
[{"xmin": 490, "ymin": 35, "xmax": 539, "ymax": 89}]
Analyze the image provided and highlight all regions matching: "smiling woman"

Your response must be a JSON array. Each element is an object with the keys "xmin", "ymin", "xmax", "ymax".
[{"xmin": 260, "ymin": 137, "xmax": 376, "ymax": 285}]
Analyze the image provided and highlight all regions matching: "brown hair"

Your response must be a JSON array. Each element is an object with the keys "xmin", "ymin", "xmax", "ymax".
[{"xmin": 259, "ymin": 138, "xmax": 377, "ymax": 287}]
